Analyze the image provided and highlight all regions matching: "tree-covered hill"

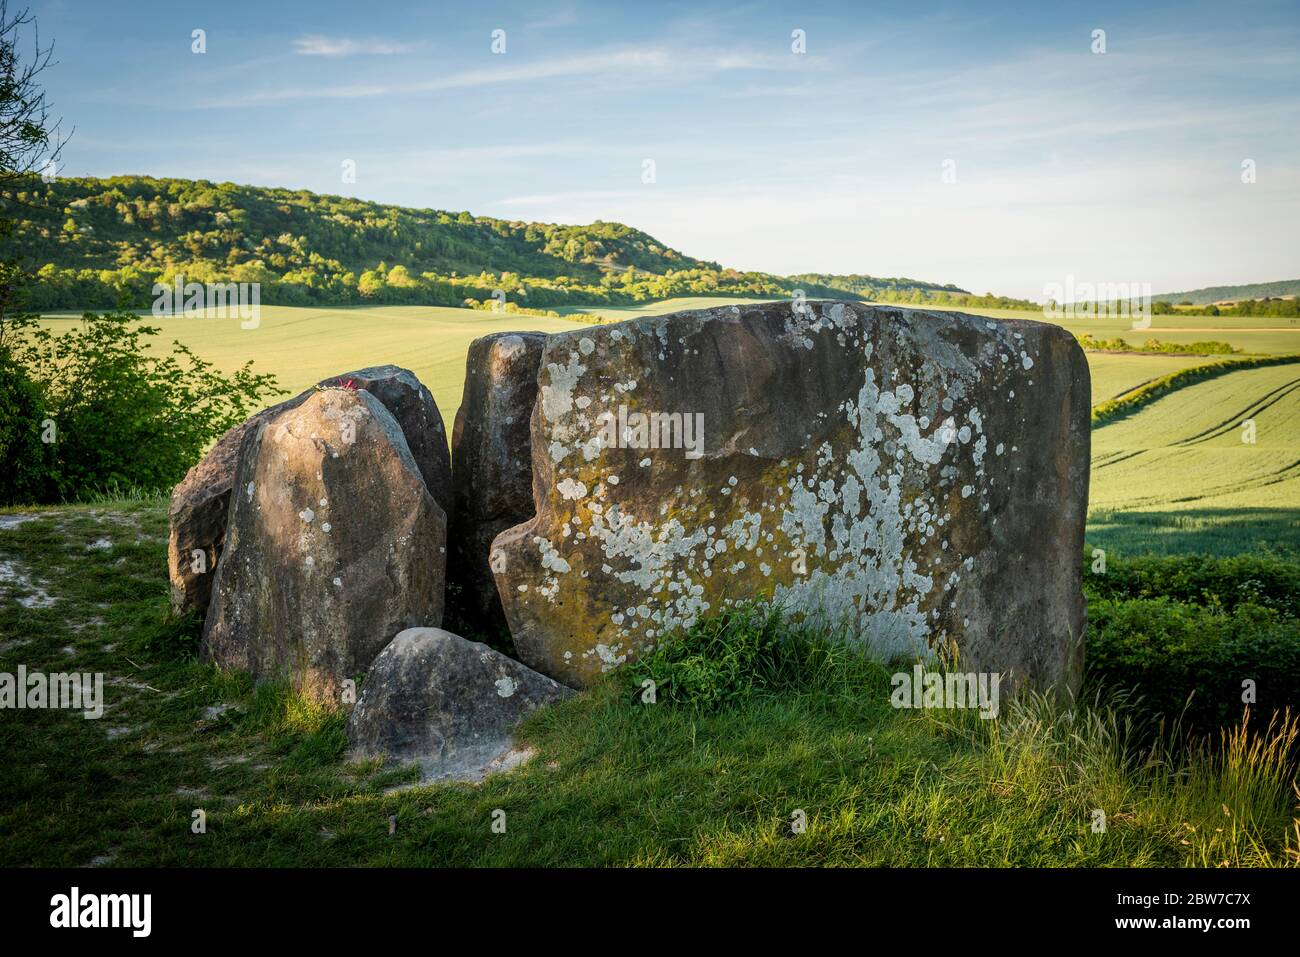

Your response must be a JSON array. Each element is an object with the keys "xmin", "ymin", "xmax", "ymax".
[
  {"xmin": 789, "ymin": 272, "xmax": 970, "ymax": 298},
  {"xmin": 787, "ymin": 273, "xmax": 1036, "ymax": 311},
  {"xmin": 1153, "ymin": 280, "xmax": 1300, "ymax": 305},
  {"xmin": 2, "ymin": 175, "xmax": 1023, "ymax": 311}
]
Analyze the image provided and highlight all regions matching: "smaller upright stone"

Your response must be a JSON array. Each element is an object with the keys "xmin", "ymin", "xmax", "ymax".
[
  {"xmin": 168, "ymin": 365, "xmax": 451, "ymax": 619},
  {"xmin": 168, "ymin": 398, "xmax": 303, "ymax": 618},
  {"xmin": 342, "ymin": 365, "xmax": 452, "ymax": 517},
  {"xmin": 200, "ymin": 388, "xmax": 447, "ymax": 701},
  {"xmin": 449, "ymin": 332, "xmax": 547, "ymax": 631}
]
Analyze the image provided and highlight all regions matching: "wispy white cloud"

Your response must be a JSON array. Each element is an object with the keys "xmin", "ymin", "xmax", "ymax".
[
  {"xmin": 202, "ymin": 47, "xmax": 668, "ymax": 106},
  {"xmin": 45, "ymin": 3, "xmax": 1300, "ymax": 296},
  {"xmin": 199, "ymin": 43, "xmax": 798, "ymax": 108},
  {"xmin": 291, "ymin": 35, "xmax": 417, "ymax": 57}
]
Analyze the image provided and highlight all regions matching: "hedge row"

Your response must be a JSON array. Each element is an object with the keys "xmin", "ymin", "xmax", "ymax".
[{"xmin": 1090, "ymin": 353, "xmax": 1300, "ymax": 426}]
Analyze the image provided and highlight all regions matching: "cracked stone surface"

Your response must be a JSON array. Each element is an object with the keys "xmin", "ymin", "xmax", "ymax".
[{"xmin": 450, "ymin": 332, "xmax": 548, "ymax": 632}]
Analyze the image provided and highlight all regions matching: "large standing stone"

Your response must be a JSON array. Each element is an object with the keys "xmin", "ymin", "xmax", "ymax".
[
  {"xmin": 168, "ymin": 366, "xmax": 451, "ymax": 618},
  {"xmin": 201, "ymin": 388, "xmax": 447, "ymax": 699},
  {"xmin": 346, "ymin": 627, "xmax": 574, "ymax": 782},
  {"xmin": 449, "ymin": 332, "xmax": 547, "ymax": 632},
  {"xmin": 492, "ymin": 301, "xmax": 1090, "ymax": 691}
]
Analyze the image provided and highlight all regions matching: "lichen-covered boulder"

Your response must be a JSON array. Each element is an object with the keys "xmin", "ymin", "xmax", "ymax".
[
  {"xmin": 346, "ymin": 627, "xmax": 574, "ymax": 782},
  {"xmin": 449, "ymin": 332, "xmax": 547, "ymax": 631},
  {"xmin": 492, "ymin": 301, "xmax": 1090, "ymax": 691},
  {"xmin": 201, "ymin": 388, "xmax": 447, "ymax": 700},
  {"xmin": 168, "ymin": 365, "xmax": 451, "ymax": 618}
]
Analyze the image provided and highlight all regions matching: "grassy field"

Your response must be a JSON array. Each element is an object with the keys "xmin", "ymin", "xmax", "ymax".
[
  {"xmin": 1086, "ymin": 353, "xmax": 1210, "ymax": 403},
  {"xmin": 38, "ymin": 306, "xmax": 584, "ymax": 430},
  {"xmin": 1, "ymin": 501, "xmax": 1295, "ymax": 867},
  {"xmin": 1087, "ymin": 362, "xmax": 1300, "ymax": 557}
]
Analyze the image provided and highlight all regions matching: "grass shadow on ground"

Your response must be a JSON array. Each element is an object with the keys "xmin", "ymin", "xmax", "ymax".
[{"xmin": 1087, "ymin": 508, "xmax": 1300, "ymax": 559}]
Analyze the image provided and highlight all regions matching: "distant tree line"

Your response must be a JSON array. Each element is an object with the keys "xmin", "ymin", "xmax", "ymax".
[
  {"xmin": 791, "ymin": 272, "xmax": 1038, "ymax": 311},
  {"xmin": 1151, "ymin": 299, "xmax": 1297, "ymax": 318}
]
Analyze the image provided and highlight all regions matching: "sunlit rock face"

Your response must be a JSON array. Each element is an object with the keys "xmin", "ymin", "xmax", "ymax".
[
  {"xmin": 343, "ymin": 365, "xmax": 453, "ymax": 516},
  {"xmin": 201, "ymin": 388, "xmax": 447, "ymax": 700},
  {"xmin": 168, "ymin": 365, "xmax": 450, "ymax": 620},
  {"xmin": 492, "ymin": 301, "xmax": 1090, "ymax": 691}
]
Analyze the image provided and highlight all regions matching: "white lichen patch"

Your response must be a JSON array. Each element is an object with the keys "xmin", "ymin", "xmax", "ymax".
[
  {"xmin": 0, "ymin": 559, "xmax": 57, "ymax": 608},
  {"xmin": 557, "ymin": 478, "xmax": 588, "ymax": 500},
  {"xmin": 541, "ymin": 351, "xmax": 586, "ymax": 422}
]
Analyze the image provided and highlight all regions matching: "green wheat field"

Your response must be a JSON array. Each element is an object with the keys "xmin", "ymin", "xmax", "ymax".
[{"xmin": 36, "ymin": 299, "xmax": 1300, "ymax": 557}]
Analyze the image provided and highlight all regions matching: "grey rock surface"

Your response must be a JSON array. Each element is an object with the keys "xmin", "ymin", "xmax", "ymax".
[
  {"xmin": 168, "ymin": 365, "xmax": 450, "ymax": 618},
  {"xmin": 346, "ymin": 626, "xmax": 574, "ymax": 782},
  {"xmin": 449, "ymin": 332, "xmax": 548, "ymax": 632}
]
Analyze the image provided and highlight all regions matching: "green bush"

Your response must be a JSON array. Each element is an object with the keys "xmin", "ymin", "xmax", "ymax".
[
  {"xmin": 1085, "ymin": 552, "xmax": 1300, "ymax": 619},
  {"xmin": 1084, "ymin": 597, "xmax": 1300, "ymax": 733},
  {"xmin": 624, "ymin": 603, "xmax": 789, "ymax": 709},
  {"xmin": 0, "ymin": 351, "xmax": 53, "ymax": 503},
  {"xmin": 0, "ymin": 308, "xmax": 283, "ymax": 504},
  {"xmin": 1077, "ymin": 333, "xmax": 1237, "ymax": 355}
]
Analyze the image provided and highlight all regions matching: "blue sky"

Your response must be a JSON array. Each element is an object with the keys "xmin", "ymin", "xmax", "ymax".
[{"xmin": 31, "ymin": 0, "xmax": 1300, "ymax": 298}]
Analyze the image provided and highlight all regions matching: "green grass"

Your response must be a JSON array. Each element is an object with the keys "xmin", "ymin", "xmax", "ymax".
[
  {"xmin": 1090, "ymin": 363, "xmax": 1300, "ymax": 508},
  {"xmin": 1086, "ymin": 509, "xmax": 1300, "ymax": 560},
  {"xmin": 1091, "ymin": 354, "xmax": 1300, "ymax": 426},
  {"xmin": 1, "ymin": 504, "xmax": 1296, "ymax": 866}
]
